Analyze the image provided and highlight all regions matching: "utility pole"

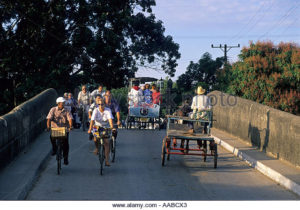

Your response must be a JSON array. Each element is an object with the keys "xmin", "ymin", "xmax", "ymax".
[{"xmin": 211, "ymin": 44, "xmax": 240, "ymax": 65}]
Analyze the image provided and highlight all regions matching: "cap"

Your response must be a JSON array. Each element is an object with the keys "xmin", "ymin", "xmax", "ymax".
[{"xmin": 56, "ymin": 97, "xmax": 66, "ymax": 104}]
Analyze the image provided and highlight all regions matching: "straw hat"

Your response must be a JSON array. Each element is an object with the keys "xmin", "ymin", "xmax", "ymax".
[{"xmin": 196, "ymin": 86, "xmax": 206, "ymax": 95}]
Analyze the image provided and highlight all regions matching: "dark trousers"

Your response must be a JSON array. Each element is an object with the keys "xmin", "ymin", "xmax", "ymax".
[{"xmin": 50, "ymin": 133, "xmax": 69, "ymax": 159}]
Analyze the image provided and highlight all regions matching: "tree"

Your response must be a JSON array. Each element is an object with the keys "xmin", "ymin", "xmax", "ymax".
[
  {"xmin": 176, "ymin": 52, "xmax": 224, "ymax": 92},
  {"xmin": 228, "ymin": 41, "xmax": 300, "ymax": 115},
  {"xmin": 0, "ymin": 0, "xmax": 180, "ymax": 115}
]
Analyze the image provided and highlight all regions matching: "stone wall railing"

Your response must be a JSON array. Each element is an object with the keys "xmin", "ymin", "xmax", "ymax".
[
  {"xmin": 208, "ymin": 91, "xmax": 300, "ymax": 167},
  {"xmin": 0, "ymin": 88, "xmax": 57, "ymax": 169}
]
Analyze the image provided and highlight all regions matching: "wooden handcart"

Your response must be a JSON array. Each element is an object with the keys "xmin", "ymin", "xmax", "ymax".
[{"xmin": 161, "ymin": 111, "xmax": 218, "ymax": 168}]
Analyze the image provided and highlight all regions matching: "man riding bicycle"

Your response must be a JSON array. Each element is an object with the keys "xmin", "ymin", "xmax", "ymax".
[
  {"xmin": 88, "ymin": 98, "xmax": 115, "ymax": 166},
  {"xmin": 47, "ymin": 97, "xmax": 73, "ymax": 165},
  {"xmin": 78, "ymin": 85, "xmax": 91, "ymax": 128},
  {"xmin": 91, "ymin": 84, "xmax": 105, "ymax": 101},
  {"xmin": 104, "ymin": 90, "xmax": 121, "ymax": 138},
  {"xmin": 88, "ymin": 94, "xmax": 102, "ymax": 120},
  {"xmin": 104, "ymin": 90, "xmax": 121, "ymax": 127}
]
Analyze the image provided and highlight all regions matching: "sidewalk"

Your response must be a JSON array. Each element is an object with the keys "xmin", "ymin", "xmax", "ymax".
[
  {"xmin": 212, "ymin": 128, "xmax": 300, "ymax": 197},
  {"xmin": 0, "ymin": 131, "xmax": 51, "ymax": 200}
]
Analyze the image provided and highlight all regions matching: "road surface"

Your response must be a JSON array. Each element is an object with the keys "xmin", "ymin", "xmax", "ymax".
[{"xmin": 26, "ymin": 129, "xmax": 299, "ymax": 200}]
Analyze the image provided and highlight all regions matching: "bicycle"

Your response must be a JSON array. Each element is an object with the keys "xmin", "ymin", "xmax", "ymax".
[
  {"xmin": 80, "ymin": 104, "xmax": 88, "ymax": 131},
  {"xmin": 110, "ymin": 130, "xmax": 117, "ymax": 163},
  {"xmin": 93, "ymin": 127, "xmax": 112, "ymax": 175},
  {"xmin": 50, "ymin": 127, "xmax": 68, "ymax": 175}
]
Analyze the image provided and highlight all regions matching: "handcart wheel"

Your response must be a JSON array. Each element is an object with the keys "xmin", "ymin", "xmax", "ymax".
[
  {"xmin": 214, "ymin": 144, "xmax": 218, "ymax": 168},
  {"xmin": 161, "ymin": 138, "xmax": 167, "ymax": 166}
]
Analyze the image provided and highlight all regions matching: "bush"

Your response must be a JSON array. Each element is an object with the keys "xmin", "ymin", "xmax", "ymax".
[{"xmin": 111, "ymin": 87, "xmax": 129, "ymax": 120}]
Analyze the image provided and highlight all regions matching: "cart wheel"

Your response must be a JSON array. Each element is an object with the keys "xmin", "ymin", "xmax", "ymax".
[
  {"xmin": 214, "ymin": 144, "xmax": 218, "ymax": 168},
  {"xmin": 161, "ymin": 138, "xmax": 167, "ymax": 166},
  {"xmin": 203, "ymin": 141, "xmax": 207, "ymax": 162},
  {"xmin": 128, "ymin": 117, "xmax": 132, "ymax": 129}
]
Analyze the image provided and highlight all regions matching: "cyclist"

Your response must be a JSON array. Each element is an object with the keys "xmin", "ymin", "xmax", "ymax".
[
  {"xmin": 78, "ymin": 85, "xmax": 91, "ymax": 128},
  {"xmin": 104, "ymin": 90, "xmax": 121, "ymax": 127},
  {"xmin": 63, "ymin": 92, "xmax": 68, "ymax": 100},
  {"xmin": 104, "ymin": 90, "xmax": 120, "ymax": 138},
  {"xmin": 88, "ymin": 94, "xmax": 102, "ymax": 119},
  {"xmin": 66, "ymin": 93, "xmax": 78, "ymax": 127},
  {"xmin": 91, "ymin": 84, "xmax": 105, "ymax": 101},
  {"xmin": 88, "ymin": 98, "xmax": 115, "ymax": 166},
  {"xmin": 46, "ymin": 97, "xmax": 73, "ymax": 165}
]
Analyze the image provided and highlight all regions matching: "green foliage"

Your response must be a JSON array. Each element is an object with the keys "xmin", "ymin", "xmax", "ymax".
[
  {"xmin": 0, "ymin": 0, "xmax": 180, "ymax": 115},
  {"xmin": 111, "ymin": 87, "xmax": 128, "ymax": 120},
  {"xmin": 176, "ymin": 52, "xmax": 224, "ymax": 92},
  {"xmin": 228, "ymin": 41, "xmax": 300, "ymax": 115}
]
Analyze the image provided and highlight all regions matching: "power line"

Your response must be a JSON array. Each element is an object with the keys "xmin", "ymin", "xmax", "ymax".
[
  {"xmin": 237, "ymin": 0, "xmax": 276, "ymax": 43},
  {"xmin": 258, "ymin": 1, "xmax": 300, "ymax": 40},
  {"xmin": 228, "ymin": 0, "xmax": 268, "ymax": 44}
]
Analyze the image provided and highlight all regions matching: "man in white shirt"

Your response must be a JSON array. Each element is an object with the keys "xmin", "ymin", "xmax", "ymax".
[
  {"xmin": 88, "ymin": 98, "xmax": 115, "ymax": 166},
  {"xmin": 91, "ymin": 84, "xmax": 105, "ymax": 101},
  {"xmin": 128, "ymin": 81, "xmax": 143, "ymax": 107},
  {"xmin": 190, "ymin": 86, "xmax": 212, "ymax": 150},
  {"xmin": 191, "ymin": 86, "xmax": 211, "ymax": 118}
]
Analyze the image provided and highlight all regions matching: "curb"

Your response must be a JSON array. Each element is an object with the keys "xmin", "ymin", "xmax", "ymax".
[
  {"xmin": 212, "ymin": 135, "xmax": 300, "ymax": 197},
  {"xmin": 17, "ymin": 150, "xmax": 51, "ymax": 200}
]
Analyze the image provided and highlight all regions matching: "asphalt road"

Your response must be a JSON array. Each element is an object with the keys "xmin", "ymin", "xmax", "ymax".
[{"xmin": 26, "ymin": 129, "xmax": 299, "ymax": 200}]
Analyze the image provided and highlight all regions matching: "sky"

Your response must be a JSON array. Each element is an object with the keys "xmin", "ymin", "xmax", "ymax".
[{"xmin": 135, "ymin": 0, "xmax": 300, "ymax": 80}]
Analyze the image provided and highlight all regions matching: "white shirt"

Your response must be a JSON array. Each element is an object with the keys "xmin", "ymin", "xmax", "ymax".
[
  {"xmin": 78, "ymin": 91, "xmax": 91, "ymax": 105},
  {"xmin": 91, "ymin": 89, "xmax": 105, "ymax": 99},
  {"xmin": 91, "ymin": 107, "xmax": 113, "ymax": 128},
  {"xmin": 191, "ymin": 95, "xmax": 211, "ymax": 110},
  {"xmin": 128, "ymin": 88, "xmax": 143, "ymax": 106}
]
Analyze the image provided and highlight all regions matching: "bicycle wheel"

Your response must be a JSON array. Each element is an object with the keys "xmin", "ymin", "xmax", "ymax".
[
  {"xmin": 158, "ymin": 118, "xmax": 161, "ymax": 131},
  {"xmin": 214, "ymin": 144, "xmax": 218, "ymax": 168},
  {"xmin": 98, "ymin": 139, "xmax": 105, "ymax": 175},
  {"xmin": 111, "ymin": 136, "xmax": 116, "ymax": 163},
  {"xmin": 82, "ymin": 109, "xmax": 86, "ymax": 131},
  {"xmin": 56, "ymin": 140, "xmax": 62, "ymax": 175},
  {"xmin": 161, "ymin": 138, "xmax": 167, "ymax": 166}
]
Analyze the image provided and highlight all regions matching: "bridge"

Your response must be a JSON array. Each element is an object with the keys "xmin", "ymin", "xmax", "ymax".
[{"xmin": 0, "ymin": 88, "xmax": 299, "ymax": 200}]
